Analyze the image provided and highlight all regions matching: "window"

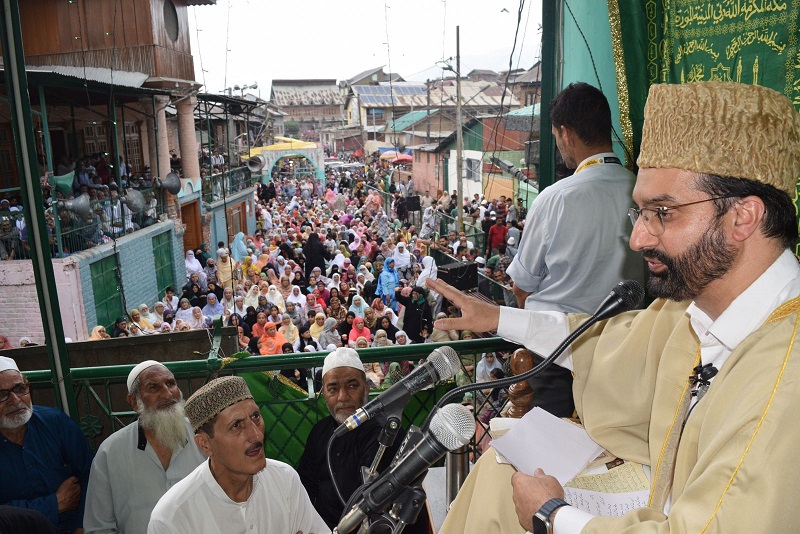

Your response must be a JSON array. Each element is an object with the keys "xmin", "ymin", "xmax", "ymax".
[
  {"xmin": 466, "ymin": 158, "xmax": 481, "ymax": 182},
  {"xmin": 163, "ymin": 0, "xmax": 179, "ymax": 42},
  {"xmin": 153, "ymin": 232, "xmax": 174, "ymax": 297}
]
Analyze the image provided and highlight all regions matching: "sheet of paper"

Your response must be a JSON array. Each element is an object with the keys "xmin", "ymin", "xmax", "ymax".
[
  {"xmin": 565, "ymin": 462, "xmax": 650, "ymax": 493},
  {"xmin": 564, "ymin": 487, "xmax": 650, "ymax": 517},
  {"xmin": 491, "ymin": 408, "xmax": 604, "ymax": 485}
]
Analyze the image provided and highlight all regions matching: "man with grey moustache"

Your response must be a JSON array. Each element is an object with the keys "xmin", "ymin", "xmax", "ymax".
[
  {"xmin": 0, "ymin": 356, "xmax": 94, "ymax": 533},
  {"xmin": 84, "ymin": 361, "xmax": 205, "ymax": 534}
]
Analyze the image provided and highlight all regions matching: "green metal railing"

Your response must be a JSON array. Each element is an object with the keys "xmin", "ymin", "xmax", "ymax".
[
  {"xmin": 202, "ymin": 165, "xmax": 256, "ymax": 203},
  {"xmin": 24, "ymin": 338, "xmax": 520, "ymax": 467}
]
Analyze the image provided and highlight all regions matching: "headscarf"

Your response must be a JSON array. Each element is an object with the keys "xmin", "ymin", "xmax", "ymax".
[
  {"xmin": 286, "ymin": 285, "xmax": 306, "ymax": 311},
  {"xmin": 383, "ymin": 307, "xmax": 400, "ymax": 326},
  {"xmin": 309, "ymin": 312, "xmax": 326, "ymax": 339},
  {"xmin": 187, "ymin": 307, "xmax": 207, "ymax": 330},
  {"xmin": 88, "ymin": 326, "xmax": 108, "ymax": 340},
  {"xmin": 348, "ymin": 295, "xmax": 369, "ymax": 317},
  {"xmin": 185, "ymin": 250, "xmax": 203, "ymax": 276},
  {"xmin": 175, "ymin": 299, "xmax": 194, "ymax": 324},
  {"xmin": 231, "ymin": 232, "xmax": 249, "ymax": 263},
  {"xmin": 202, "ymin": 293, "xmax": 225, "ymax": 318},
  {"xmin": 382, "ymin": 362, "xmax": 403, "ymax": 387},
  {"xmin": 330, "ymin": 252, "xmax": 346, "ymax": 273},
  {"xmin": 393, "ymin": 241, "xmax": 411, "ymax": 270},
  {"xmin": 372, "ymin": 329, "xmax": 392, "ymax": 348},
  {"xmin": 476, "ymin": 352, "xmax": 504, "ymax": 382},
  {"xmin": 328, "ymin": 272, "xmax": 342, "ymax": 290},
  {"xmin": 394, "ymin": 330, "xmax": 411, "ymax": 346},
  {"xmin": 267, "ymin": 284, "xmax": 286, "ymax": 312},
  {"xmin": 278, "ymin": 316, "xmax": 299, "ymax": 345},
  {"xmin": 348, "ymin": 317, "xmax": 371, "ymax": 345},
  {"xmin": 153, "ymin": 301, "xmax": 166, "ymax": 323},
  {"xmin": 417, "ymin": 256, "xmax": 438, "ymax": 289},
  {"xmin": 318, "ymin": 317, "xmax": 343, "ymax": 349},
  {"xmin": 243, "ymin": 306, "xmax": 259, "ymax": 328},
  {"xmin": 259, "ymin": 322, "xmax": 288, "ymax": 355}
]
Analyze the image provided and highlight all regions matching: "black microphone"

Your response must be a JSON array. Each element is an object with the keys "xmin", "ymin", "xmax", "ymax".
[
  {"xmin": 429, "ymin": 279, "xmax": 645, "ymax": 410},
  {"xmin": 592, "ymin": 279, "xmax": 646, "ymax": 322},
  {"xmin": 335, "ymin": 404, "xmax": 476, "ymax": 534},
  {"xmin": 333, "ymin": 346, "xmax": 461, "ymax": 437}
]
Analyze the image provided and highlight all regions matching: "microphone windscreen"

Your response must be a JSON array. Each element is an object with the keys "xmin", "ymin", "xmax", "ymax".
[
  {"xmin": 429, "ymin": 404, "xmax": 476, "ymax": 450},
  {"xmin": 428, "ymin": 346, "xmax": 461, "ymax": 380},
  {"xmin": 614, "ymin": 280, "xmax": 645, "ymax": 311}
]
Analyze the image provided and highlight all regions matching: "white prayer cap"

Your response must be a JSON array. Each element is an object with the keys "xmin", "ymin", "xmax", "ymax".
[
  {"xmin": 322, "ymin": 347, "xmax": 363, "ymax": 377},
  {"xmin": 127, "ymin": 360, "xmax": 167, "ymax": 392},
  {"xmin": 475, "ymin": 257, "xmax": 486, "ymax": 265},
  {"xmin": 0, "ymin": 356, "xmax": 19, "ymax": 373},
  {"xmin": 507, "ymin": 236, "xmax": 516, "ymax": 246}
]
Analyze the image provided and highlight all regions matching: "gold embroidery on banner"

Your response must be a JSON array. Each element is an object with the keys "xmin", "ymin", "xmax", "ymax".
[{"xmin": 607, "ymin": 0, "xmax": 636, "ymax": 169}]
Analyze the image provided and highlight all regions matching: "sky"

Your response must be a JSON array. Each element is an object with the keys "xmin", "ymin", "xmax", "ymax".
[{"xmin": 188, "ymin": 0, "xmax": 543, "ymax": 97}]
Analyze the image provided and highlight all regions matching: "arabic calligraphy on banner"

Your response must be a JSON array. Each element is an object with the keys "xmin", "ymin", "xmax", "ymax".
[{"xmin": 650, "ymin": 0, "xmax": 800, "ymax": 106}]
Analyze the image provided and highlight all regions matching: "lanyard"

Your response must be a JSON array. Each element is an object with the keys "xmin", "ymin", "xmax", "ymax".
[{"xmin": 574, "ymin": 155, "xmax": 622, "ymax": 175}]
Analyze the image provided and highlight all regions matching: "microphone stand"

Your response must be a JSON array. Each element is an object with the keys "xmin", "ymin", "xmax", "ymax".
[
  {"xmin": 421, "ymin": 311, "xmax": 603, "ymax": 430},
  {"xmin": 363, "ymin": 416, "xmax": 402, "ymax": 484}
]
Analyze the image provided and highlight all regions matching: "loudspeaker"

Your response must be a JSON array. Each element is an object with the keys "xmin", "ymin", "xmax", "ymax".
[
  {"xmin": 247, "ymin": 154, "xmax": 267, "ymax": 172},
  {"xmin": 49, "ymin": 171, "xmax": 74, "ymax": 197},
  {"xmin": 121, "ymin": 189, "xmax": 145, "ymax": 212},
  {"xmin": 437, "ymin": 261, "xmax": 478, "ymax": 291},
  {"xmin": 406, "ymin": 195, "xmax": 421, "ymax": 211},
  {"xmin": 155, "ymin": 172, "xmax": 181, "ymax": 195},
  {"xmin": 56, "ymin": 193, "xmax": 92, "ymax": 218}
]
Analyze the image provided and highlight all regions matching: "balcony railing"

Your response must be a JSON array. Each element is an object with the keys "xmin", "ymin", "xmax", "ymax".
[
  {"xmin": 202, "ymin": 166, "xmax": 257, "ymax": 203},
  {"xmin": 23, "ymin": 337, "xmax": 520, "ymax": 467},
  {"xmin": 0, "ymin": 186, "xmax": 167, "ymax": 259}
]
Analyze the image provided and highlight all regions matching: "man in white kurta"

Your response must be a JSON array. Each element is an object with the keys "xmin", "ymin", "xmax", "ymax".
[
  {"xmin": 148, "ymin": 458, "xmax": 326, "ymax": 534},
  {"xmin": 148, "ymin": 375, "xmax": 328, "ymax": 534},
  {"xmin": 85, "ymin": 361, "xmax": 206, "ymax": 534}
]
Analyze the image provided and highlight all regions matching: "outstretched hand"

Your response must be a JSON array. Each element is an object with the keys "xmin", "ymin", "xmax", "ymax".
[{"xmin": 425, "ymin": 278, "xmax": 501, "ymax": 333}]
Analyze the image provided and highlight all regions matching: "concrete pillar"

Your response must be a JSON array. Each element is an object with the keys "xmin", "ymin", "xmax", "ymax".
[
  {"xmin": 176, "ymin": 96, "xmax": 199, "ymax": 180},
  {"xmin": 155, "ymin": 95, "xmax": 176, "ymax": 218},
  {"xmin": 155, "ymin": 96, "xmax": 171, "ymax": 179}
]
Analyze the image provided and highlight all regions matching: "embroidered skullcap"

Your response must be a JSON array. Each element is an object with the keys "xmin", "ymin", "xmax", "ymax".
[
  {"xmin": 127, "ymin": 360, "xmax": 166, "ymax": 392},
  {"xmin": 0, "ymin": 356, "xmax": 19, "ymax": 373},
  {"xmin": 322, "ymin": 347, "xmax": 363, "ymax": 377},
  {"xmin": 185, "ymin": 376, "xmax": 253, "ymax": 431},
  {"xmin": 638, "ymin": 82, "xmax": 800, "ymax": 196}
]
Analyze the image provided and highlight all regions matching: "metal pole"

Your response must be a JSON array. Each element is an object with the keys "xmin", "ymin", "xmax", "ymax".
[
  {"xmin": 445, "ymin": 445, "xmax": 469, "ymax": 506},
  {"xmin": 109, "ymin": 100, "xmax": 121, "ymax": 186},
  {"xmin": 538, "ymin": 0, "xmax": 559, "ymax": 190},
  {"xmin": 39, "ymin": 86, "xmax": 64, "ymax": 258},
  {"xmin": 455, "ymin": 25, "xmax": 464, "ymax": 231},
  {"xmin": 0, "ymin": 0, "xmax": 77, "ymax": 417}
]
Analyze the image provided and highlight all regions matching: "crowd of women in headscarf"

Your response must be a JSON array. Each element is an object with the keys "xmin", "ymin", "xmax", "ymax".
[{"xmin": 83, "ymin": 164, "xmax": 509, "ymax": 398}]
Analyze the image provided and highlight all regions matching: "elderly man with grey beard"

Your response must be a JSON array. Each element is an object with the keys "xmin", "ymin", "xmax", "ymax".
[
  {"xmin": 0, "ymin": 356, "xmax": 94, "ymax": 534},
  {"xmin": 84, "ymin": 361, "xmax": 205, "ymax": 534}
]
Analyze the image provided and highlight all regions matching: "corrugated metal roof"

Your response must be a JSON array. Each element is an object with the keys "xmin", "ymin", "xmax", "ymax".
[
  {"xmin": 271, "ymin": 81, "xmax": 344, "ymax": 106},
  {"xmin": 504, "ymin": 103, "xmax": 540, "ymax": 132},
  {"xmin": 386, "ymin": 109, "xmax": 439, "ymax": 133},
  {"xmin": 28, "ymin": 65, "xmax": 149, "ymax": 88}
]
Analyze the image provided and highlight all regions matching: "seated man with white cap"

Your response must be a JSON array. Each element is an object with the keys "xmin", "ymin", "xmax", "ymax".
[
  {"xmin": 148, "ymin": 376, "xmax": 327, "ymax": 534},
  {"xmin": 297, "ymin": 348, "xmax": 430, "ymax": 533},
  {"xmin": 0, "ymin": 356, "xmax": 94, "ymax": 533},
  {"xmin": 84, "ymin": 361, "xmax": 205, "ymax": 534}
]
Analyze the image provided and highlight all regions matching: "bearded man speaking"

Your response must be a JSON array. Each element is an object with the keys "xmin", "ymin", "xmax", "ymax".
[
  {"xmin": 84, "ymin": 361, "xmax": 205, "ymax": 534},
  {"xmin": 429, "ymin": 81, "xmax": 800, "ymax": 533}
]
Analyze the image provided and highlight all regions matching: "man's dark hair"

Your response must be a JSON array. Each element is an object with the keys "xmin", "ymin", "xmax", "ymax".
[
  {"xmin": 696, "ymin": 174, "xmax": 798, "ymax": 249},
  {"xmin": 550, "ymin": 82, "xmax": 612, "ymax": 147}
]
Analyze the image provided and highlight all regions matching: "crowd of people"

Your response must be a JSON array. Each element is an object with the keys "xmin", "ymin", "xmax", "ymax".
[{"xmin": 82, "ymin": 156, "xmax": 522, "ymax": 398}]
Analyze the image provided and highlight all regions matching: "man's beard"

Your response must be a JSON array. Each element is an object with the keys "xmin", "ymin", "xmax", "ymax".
[
  {"xmin": 329, "ymin": 389, "xmax": 370, "ymax": 424},
  {"xmin": 643, "ymin": 222, "xmax": 736, "ymax": 302},
  {"xmin": 0, "ymin": 402, "xmax": 32, "ymax": 430},
  {"xmin": 137, "ymin": 397, "xmax": 188, "ymax": 453}
]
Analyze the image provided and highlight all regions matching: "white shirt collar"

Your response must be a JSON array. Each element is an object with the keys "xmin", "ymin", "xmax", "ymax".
[{"xmin": 687, "ymin": 249, "xmax": 800, "ymax": 355}]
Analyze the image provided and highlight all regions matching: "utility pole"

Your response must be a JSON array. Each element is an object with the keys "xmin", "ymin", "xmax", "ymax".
[
  {"xmin": 426, "ymin": 79, "xmax": 431, "ymax": 145},
  {"xmin": 455, "ymin": 26, "xmax": 464, "ymax": 231}
]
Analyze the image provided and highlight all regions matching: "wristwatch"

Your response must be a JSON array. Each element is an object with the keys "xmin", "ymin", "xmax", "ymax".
[{"xmin": 532, "ymin": 497, "xmax": 570, "ymax": 534}]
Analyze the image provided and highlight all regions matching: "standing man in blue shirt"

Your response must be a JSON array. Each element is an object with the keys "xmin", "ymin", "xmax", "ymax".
[{"xmin": 0, "ymin": 356, "xmax": 94, "ymax": 533}]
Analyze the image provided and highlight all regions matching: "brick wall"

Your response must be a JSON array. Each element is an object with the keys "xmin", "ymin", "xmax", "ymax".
[{"xmin": 0, "ymin": 257, "xmax": 87, "ymax": 346}]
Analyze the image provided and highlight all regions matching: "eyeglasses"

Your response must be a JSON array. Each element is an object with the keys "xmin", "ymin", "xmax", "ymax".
[
  {"xmin": 627, "ymin": 195, "xmax": 736, "ymax": 236},
  {"xmin": 0, "ymin": 383, "xmax": 30, "ymax": 403}
]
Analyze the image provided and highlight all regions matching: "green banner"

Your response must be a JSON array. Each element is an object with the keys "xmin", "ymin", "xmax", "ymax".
[{"xmin": 610, "ymin": 0, "xmax": 800, "ymax": 248}]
